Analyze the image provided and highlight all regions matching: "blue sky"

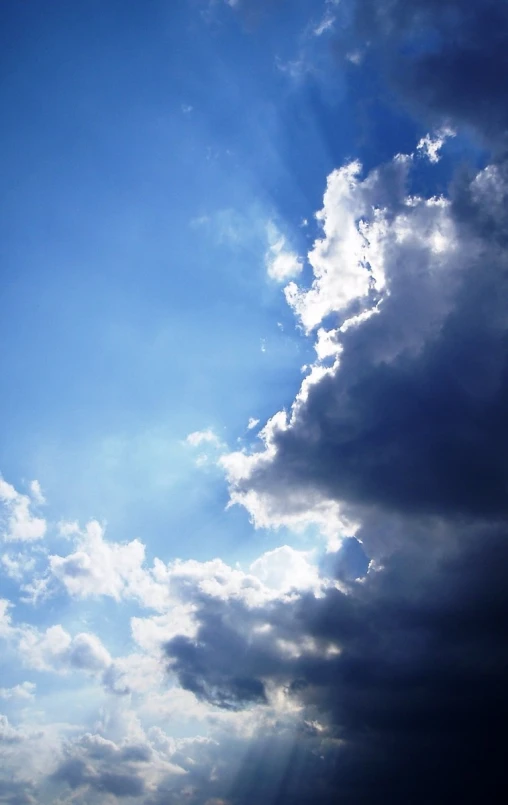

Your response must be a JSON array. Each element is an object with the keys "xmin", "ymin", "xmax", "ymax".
[
  {"xmin": 1, "ymin": 1, "xmax": 507, "ymax": 803},
  {"xmin": 1, "ymin": 0, "xmax": 359, "ymax": 561}
]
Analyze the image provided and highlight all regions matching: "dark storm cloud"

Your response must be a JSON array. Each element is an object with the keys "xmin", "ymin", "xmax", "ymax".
[
  {"xmin": 164, "ymin": 520, "xmax": 508, "ymax": 803},
  {"xmin": 240, "ymin": 160, "xmax": 508, "ymax": 522},
  {"xmin": 162, "ymin": 148, "xmax": 508, "ymax": 802},
  {"xmin": 165, "ymin": 605, "xmax": 271, "ymax": 709},
  {"xmin": 349, "ymin": 0, "xmax": 508, "ymax": 147}
]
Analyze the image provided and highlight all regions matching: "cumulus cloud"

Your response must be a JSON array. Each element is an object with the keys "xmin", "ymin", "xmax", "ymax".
[
  {"xmin": 48, "ymin": 518, "xmax": 325, "ymax": 621},
  {"xmin": 49, "ymin": 520, "xmax": 152, "ymax": 604},
  {"xmin": 0, "ymin": 477, "xmax": 46, "ymax": 543},
  {"xmin": 223, "ymin": 153, "xmax": 508, "ymax": 532},
  {"xmin": 0, "ymin": 597, "xmax": 123, "ymax": 696},
  {"xmin": 0, "ymin": 682, "xmax": 36, "ymax": 701},
  {"xmin": 284, "ymin": 158, "xmax": 390, "ymax": 331},
  {"xmin": 1, "ymin": 553, "xmax": 36, "ymax": 582}
]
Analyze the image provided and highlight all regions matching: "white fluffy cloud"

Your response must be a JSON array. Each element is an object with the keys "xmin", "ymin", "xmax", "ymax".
[
  {"xmin": 48, "ymin": 517, "xmax": 326, "ymax": 615},
  {"xmin": 284, "ymin": 159, "xmax": 388, "ymax": 331},
  {"xmin": 50, "ymin": 520, "xmax": 152, "ymax": 604},
  {"xmin": 0, "ymin": 682, "xmax": 36, "ymax": 701},
  {"xmin": 1, "ymin": 552, "xmax": 36, "ymax": 582},
  {"xmin": 0, "ymin": 477, "xmax": 46, "ymax": 542},
  {"xmin": 249, "ymin": 545, "xmax": 321, "ymax": 594},
  {"xmin": 0, "ymin": 597, "xmax": 115, "ymax": 688}
]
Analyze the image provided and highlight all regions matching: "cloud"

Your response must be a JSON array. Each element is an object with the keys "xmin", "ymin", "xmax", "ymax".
[
  {"xmin": 348, "ymin": 0, "xmax": 508, "ymax": 148},
  {"xmin": 0, "ymin": 598, "xmax": 123, "ymax": 694},
  {"xmin": 265, "ymin": 222, "xmax": 303, "ymax": 282},
  {"xmin": 185, "ymin": 429, "xmax": 226, "ymax": 466},
  {"xmin": 284, "ymin": 158, "xmax": 391, "ymax": 332},
  {"xmin": 48, "ymin": 516, "xmax": 325, "ymax": 625},
  {"xmin": 0, "ymin": 715, "xmax": 64, "ymax": 805},
  {"xmin": 0, "ymin": 714, "xmax": 27, "ymax": 745},
  {"xmin": 2, "ymin": 3, "xmax": 508, "ymax": 801},
  {"xmin": 249, "ymin": 545, "xmax": 321, "ymax": 595},
  {"xmin": 314, "ymin": 13, "xmax": 335, "ymax": 37},
  {"xmin": 185, "ymin": 428, "xmax": 223, "ymax": 448},
  {"xmin": 0, "ymin": 477, "xmax": 46, "ymax": 543},
  {"xmin": 0, "ymin": 682, "xmax": 36, "ymax": 701},
  {"xmin": 0, "ymin": 779, "xmax": 36, "ymax": 805},
  {"xmin": 18, "ymin": 623, "xmax": 111, "ymax": 678},
  {"xmin": 158, "ymin": 517, "xmax": 508, "ymax": 802},
  {"xmin": 49, "ymin": 520, "xmax": 152, "ymax": 605},
  {"xmin": 51, "ymin": 726, "xmax": 187, "ymax": 803},
  {"xmin": 222, "ymin": 152, "xmax": 508, "ymax": 531},
  {"xmin": 416, "ymin": 126, "xmax": 455, "ymax": 163},
  {"xmin": 28, "ymin": 481, "xmax": 45, "ymax": 506},
  {"xmin": 1, "ymin": 553, "xmax": 36, "ymax": 583}
]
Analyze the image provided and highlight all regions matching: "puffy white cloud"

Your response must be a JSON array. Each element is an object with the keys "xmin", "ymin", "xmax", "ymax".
[
  {"xmin": 1, "ymin": 552, "xmax": 36, "ymax": 582},
  {"xmin": 50, "ymin": 520, "xmax": 155, "ymax": 605},
  {"xmin": 284, "ymin": 159, "xmax": 389, "ymax": 331},
  {"xmin": 249, "ymin": 545, "xmax": 322, "ymax": 595},
  {"xmin": 0, "ymin": 682, "xmax": 36, "ymax": 701},
  {"xmin": 48, "ymin": 517, "xmax": 327, "ymax": 621},
  {"xmin": 17, "ymin": 624, "xmax": 111, "ymax": 677},
  {"xmin": 0, "ymin": 477, "xmax": 46, "ymax": 543},
  {"xmin": 0, "ymin": 597, "xmax": 118, "ymax": 693}
]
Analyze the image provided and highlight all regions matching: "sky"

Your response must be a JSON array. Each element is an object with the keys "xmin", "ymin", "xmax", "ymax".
[{"xmin": 0, "ymin": 0, "xmax": 507, "ymax": 802}]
